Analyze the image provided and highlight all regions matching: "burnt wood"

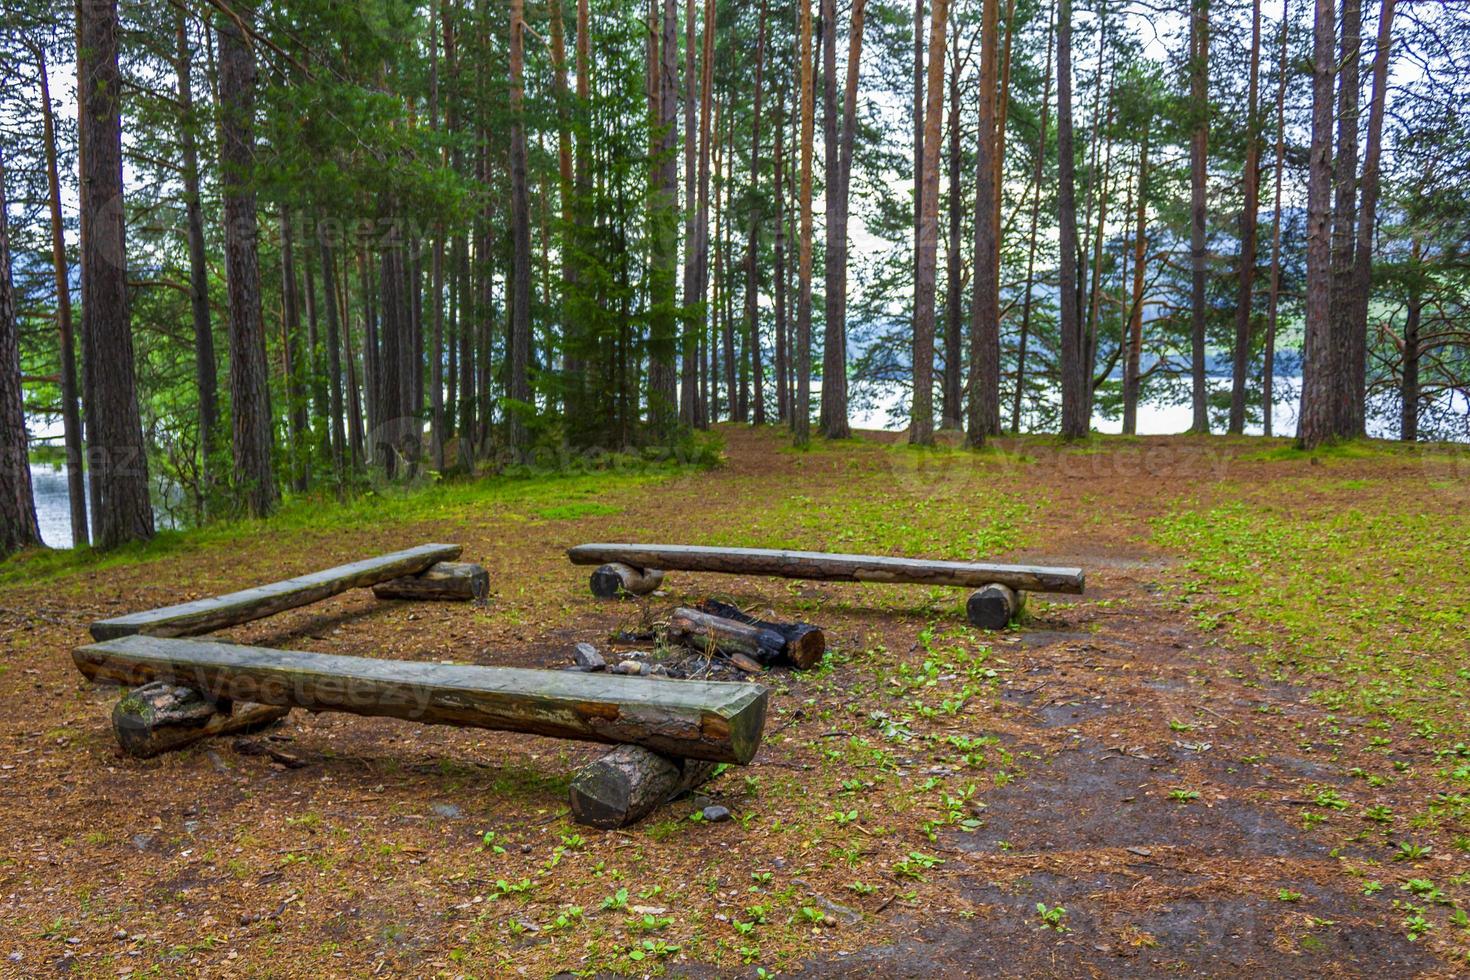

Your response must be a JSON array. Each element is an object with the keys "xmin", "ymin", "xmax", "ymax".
[
  {"xmin": 695, "ymin": 599, "xmax": 825, "ymax": 669},
  {"xmin": 965, "ymin": 582, "xmax": 1026, "ymax": 630},
  {"xmin": 667, "ymin": 607, "xmax": 787, "ymax": 666}
]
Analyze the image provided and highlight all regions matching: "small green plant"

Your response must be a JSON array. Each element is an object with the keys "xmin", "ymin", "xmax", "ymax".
[
  {"xmin": 830, "ymin": 808, "xmax": 858, "ymax": 826},
  {"xmin": 799, "ymin": 906, "xmax": 826, "ymax": 926},
  {"xmin": 600, "ymin": 887, "xmax": 629, "ymax": 911},
  {"xmin": 627, "ymin": 938, "xmax": 680, "ymax": 961},
  {"xmin": 848, "ymin": 880, "xmax": 878, "ymax": 896},
  {"xmin": 1396, "ymin": 842, "xmax": 1432, "ymax": 862},
  {"xmin": 1362, "ymin": 881, "xmax": 1383, "ymax": 896},
  {"xmin": 1036, "ymin": 903, "xmax": 1068, "ymax": 932},
  {"xmin": 1168, "ymin": 788, "xmax": 1201, "ymax": 804},
  {"xmin": 560, "ymin": 832, "xmax": 585, "ymax": 850},
  {"xmin": 628, "ymin": 913, "xmax": 673, "ymax": 933},
  {"xmin": 893, "ymin": 851, "xmax": 944, "ymax": 881},
  {"xmin": 1277, "ymin": 889, "xmax": 1304, "ymax": 903},
  {"xmin": 1362, "ymin": 804, "xmax": 1394, "ymax": 824}
]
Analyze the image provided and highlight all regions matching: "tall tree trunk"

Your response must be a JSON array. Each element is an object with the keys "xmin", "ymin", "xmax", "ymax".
[
  {"xmin": 773, "ymin": 83, "xmax": 790, "ymax": 423},
  {"xmin": 1227, "ymin": 0, "xmax": 1262, "ymax": 434},
  {"xmin": 679, "ymin": 0, "xmax": 699, "ymax": 425},
  {"xmin": 1348, "ymin": 0, "xmax": 1396, "ymax": 436},
  {"xmin": 279, "ymin": 208, "xmax": 308, "ymax": 492},
  {"xmin": 717, "ymin": 103, "xmax": 736, "ymax": 420},
  {"xmin": 913, "ymin": 0, "xmax": 925, "ymax": 366},
  {"xmin": 941, "ymin": 18, "xmax": 963, "ymax": 432},
  {"xmin": 78, "ymin": 0, "xmax": 155, "ymax": 546},
  {"xmin": 910, "ymin": 0, "xmax": 948, "ymax": 446},
  {"xmin": 1083, "ymin": 89, "xmax": 1115, "ymax": 420},
  {"xmin": 1122, "ymin": 120, "xmax": 1149, "ymax": 436},
  {"xmin": 1399, "ymin": 237, "xmax": 1420, "ymax": 441},
  {"xmin": 690, "ymin": 0, "xmax": 717, "ymax": 422},
  {"xmin": 819, "ymin": 0, "xmax": 860, "ymax": 438},
  {"xmin": 795, "ymin": 0, "xmax": 816, "ymax": 445},
  {"xmin": 429, "ymin": 4, "xmax": 447, "ymax": 471},
  {"xmin": 1329, "ymin": 0, "xmax": 1362, "ymax": 437},
  {"xmin": 173, "ymin": 15, "xmax": 219, "ymax": 507},
  {"xmin": 1187, "ymin": 0, "xmax": 1210, "ymax": 433},
  {"xmin": 1297, "ymin": 0, "xmax": 1338, "ymax": 450},
  {"xmin": 967, "ymin": 0, "xmax": 1001, "ymax": 448},
  {"xmin": 316, "ymin": 215, "xmax": 346, "ymax": 483},
  {"xmin": 745, "ymin": 1, "xmax": 769, "ymax": 426},
  {"xmin": 508, "ymin": 0, "xmax": 533, "ymax": 452},
  {"xmin": 1056, "ymin": 0, "xmax": 1084, "ymax": 439},
  {"xmin": 1012, "ymin": 6, "xmax": 1053, "ymax": 433},
  {"xmin": 1262, "ymin": 0, "xmax": 1290, "ymax": 438},
  {"xmin": 646, "ymin": 0, "xmax": 681, "ymax": 432},
  {"xmin": 35, "ymin": 42, "xmax": 88, "ymax": 544},
  {"xmin": 0, "ymin": 145, "xmax": 43, "ymax": 556}
]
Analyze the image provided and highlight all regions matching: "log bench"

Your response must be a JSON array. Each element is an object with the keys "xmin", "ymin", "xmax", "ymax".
[
  {"xmin": 568, "ymin": 542, "xmax": 1084, "ymax": 629},
  {"xmin": 90, "ymin": 543, "xmax": 475, "ymax": 640},
  {"xmin": 75, "ymin": 634, "xmax": 768, "ymax": 765}
]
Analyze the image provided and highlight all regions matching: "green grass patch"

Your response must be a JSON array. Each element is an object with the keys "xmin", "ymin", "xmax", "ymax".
[
  {"xmin": 1153, "ymin": 497, "xmax": 1470, "ymax": 737},
  {"xmin": 0, "ymin": 457, "xmax": 705, "ymax": 588}
]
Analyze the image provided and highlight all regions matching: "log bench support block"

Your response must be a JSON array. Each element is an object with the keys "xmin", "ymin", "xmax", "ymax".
[
  {"xmin": 966, "ymin": 583, "xmax": 1026, "ymax": 630},
  {"xmin": 589, "ymin": 562, "xmax": 664, "ymax": 599},
  {"xmin": 372, "ymin": 561, "xmax": 489, "ymax": 602},
  {"xmin": 113, "ymin": 681, "xmax": 290, "ymax": 758},
  {"xmin": 569, "ymin": 744, "xmax": 720, "ymax": 829}
]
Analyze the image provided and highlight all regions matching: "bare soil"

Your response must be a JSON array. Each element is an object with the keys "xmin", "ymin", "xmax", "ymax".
[{"xmin": 0, "ymin": 428, "xmax": 1461, "ymax": 977}]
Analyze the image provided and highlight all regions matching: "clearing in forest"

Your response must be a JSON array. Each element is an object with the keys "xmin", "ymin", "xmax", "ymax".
[{"xmin": 0, "ymin": 428, "xmax": 1466, "ymax": 976}]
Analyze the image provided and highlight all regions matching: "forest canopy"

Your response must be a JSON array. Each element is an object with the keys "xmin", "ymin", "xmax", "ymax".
[{"xmin": 1, "ymin": 0, "xmax": 1468, "ymax": 556}]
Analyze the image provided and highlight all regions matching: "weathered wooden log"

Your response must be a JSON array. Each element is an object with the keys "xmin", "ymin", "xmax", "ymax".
[
  {"xmin": 965, "ymin": 583, "xmax": 1026, "ymax": 630},
  {"xmin": 696, "ymin": 599, "xmax": 826, "ymax": 669},
  {"xmin": 112, "ymin": 681, "xmax": 290, "ymax": 758},
  {"xmin": 589, "ymin": 562, "xmax": 664, "ymax": 598},
  {"xmin": 569, "ymin": 745, "xmax": 720, "ymax": 829},
  {"xmin": 567, "ymin": 543, "xmax": 1085, "ymax": 594},
  {"xmin": 91, "ymin": 543, "xmax": 464, "ymax": 640},
  {"xmin": 372, "ymin": 561, "xmax": 489, "ymax": 601},
  {"xmin": 75, "ymin": 635, "xmax": 768, "ymax": 763},
  {"xmin": 667, "ymin": 607, "xmax": 787, "ymax": 666}
]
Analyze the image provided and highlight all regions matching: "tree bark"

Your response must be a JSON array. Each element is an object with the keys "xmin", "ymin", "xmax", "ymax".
[
  {"xmin": 1056, "ymin": 0, "xmax": 1084, "ymax": 439},
  {"xmin": 36, "ymin": 43, "xmax": 89, "ymax": 544},
  {"xmin": 1262, "ymin": 0, "xmax": 1290, "ymax": 438},
  {"xmin": 647, "ymin": 0, "xmax": 681, "ymax": 432},
  {"xmin": 508, "ymin": 0, "xmax": 533, "ymax": 452},
  {"xmin": 316, "ymin": 215, "xmax": 347, "ymax": 482},
  {"xmin": 745, "ymin": 1, "xmax": 769, "ymax": 427},
  {"xmin": 112, "ymin": 681, "xmax": 288, "ymax": 759},
  {"xmin": 967, "ymin": 0, "xmax": 1002, "ymax": 448},
  {"xmin": 78, "ymin": 0, "xmax": 155, "ymax": 547},
  {"xmin": 1399, "ymin": 238, "xmax": 1420, "ymax": 441},
  {"xmin": 1123, "ymin": 120, "xmax": 1149, "ymax": 435},
  {"xmin": 910, "ymin": 0, "xmax": 948, "ymax": 446},
  {"xmin": 279, "ymin": 208, "xmax": 308, "ymax": 492},
  {"xmin": 589, "ymin": 562, "xmax": 665, "ymax": 598},
  {"xmin": 1297, "ymin": 0, "xmax": 1338, "ymax": 449},
  {"xmin": 773, "ymin": 83, "xmax": 790, "ymax": 423},
  {"xmin": 1329, "ymin": 0, "xmax": 1362, "ymax": 438},
  {"xmin": 1227, "ymin": 0, "xmax": 1262, "ymax": 434},
  {"xmin": 819, "ymin": 0, "xmax": 860, "ymax": 439},
  {"xmin": 0, "ymin": 144, "xmax": 43, "ymax": 557},
  {"xmin": 679, "ymin": 0, "xmax": 700, "ymax": 425},
  {"xmin": 795, "ymin": 0, "xmax": 817, "ymax": 445},
  {"xmin": 1187, "ymin": 0, "xmax": 1211, "ymax": 433},
  {"xmin": 1348, "ymin": 0, "xmax": 1397, "ymax": 436},
  {"xmin": 217, "ymin": 10, "xmax": 275, "ymax": 516},
  {"xmin": 941, "ymin": 18, "xmax": 963, "ymax": 432},
  {"xmin": 569, "ymin": 745, "xmax": 719, "ymax": 829},
  {"xmin": 77, "ymin": 635, "xmax": 771, "ymax": 765},
  {"xmin": 1012, "ymin": 7, "xmax": 1053, "ymax": 433},
  {"xmin": 90, "ymin": 543, "xmax": 464, "ymax": 640},
  {"xmin": 372, "ymin": 561, "xmax": 489, "ymax": 601}
]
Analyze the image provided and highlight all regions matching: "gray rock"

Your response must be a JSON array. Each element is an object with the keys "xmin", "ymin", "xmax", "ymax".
[
  {"xmin": 431, "ymin": 802, "xmax": 463, "ymax": 819},
  {"xmin": 572, "ymin": 643, "xmax": 606, "ymax": 670},
  {"xmin": 701, "ymin": 805, "xmax": 732, "ymax": 823}
]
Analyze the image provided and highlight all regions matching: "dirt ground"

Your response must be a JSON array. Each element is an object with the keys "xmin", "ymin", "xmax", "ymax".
[{"xmin": 0, "ymin": 427, "xmax": 1465, "ymax": 978}]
